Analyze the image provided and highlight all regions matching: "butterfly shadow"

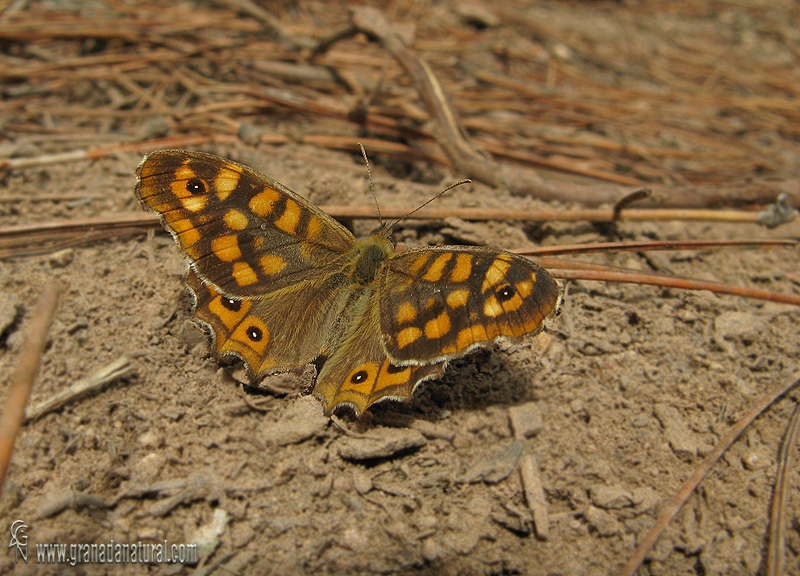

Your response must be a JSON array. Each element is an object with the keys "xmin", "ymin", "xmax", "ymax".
[{"xmin": 369, "ymin": 346, "xmax": 543, "ymax": 421}]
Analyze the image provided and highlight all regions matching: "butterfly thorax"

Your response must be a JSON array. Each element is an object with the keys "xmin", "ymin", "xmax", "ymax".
[{"xmin": 349, "ymin": 234, "xmax": 394, "ymax": 285}]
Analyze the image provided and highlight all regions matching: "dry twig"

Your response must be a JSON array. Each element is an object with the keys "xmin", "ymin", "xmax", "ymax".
[
  {"xmin": 519, "ymin": 454, "xmax": 550, "ymax": 540},
  {"xmin": 24, "ymin": 356, "xmax": 134, "ymax": 422},
  {"xmin": 0, "ymin": 282, "xmax": 60, "ymax": 492},
  {"xmin": 619, "ymin": 371, "xmax": 800, "ymax": 576},
  {"xmin": 766, "ymin": 400, "xmax": 800, "ymax": 576}
]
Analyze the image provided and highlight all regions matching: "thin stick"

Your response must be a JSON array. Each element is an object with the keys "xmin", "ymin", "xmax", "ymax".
[
  {"xmin": 519, "ymin": 454, "xmax": 550, "ymax": 540},
  {"xmin": 547, "ymin": 267, "xmax": 800, "ymax": 306},
  {"xmin": 349, "ymin": 6, "xmax": 559, "ymax": 200},
  {"xmin": 618, "ymin": 371, "xmax": 800, "ymax": 576},
  {"xmin": 1, "ymin": 209, "xmax": 784, "ymax": 259},
  {"xmin": 766, "ymin": 399, "xmax": 800, "ymax": 576},
  {"xmin": 516, "ymin": 239, "xmax": 797, "ymax": 257},
  {"xmin": 0, "ymin": 206, "xmax": 776, "ymax": 241},
  {"xmin": 37, "ymin": 490, "xmax": 107, "ymax": 519},
  {"xmin": 24, "ymin": 356, "xmax": 133, "ymax": 422},
  {"xmin": 0, "ymin": 281, "xmax": 60, "ymax": 492}
]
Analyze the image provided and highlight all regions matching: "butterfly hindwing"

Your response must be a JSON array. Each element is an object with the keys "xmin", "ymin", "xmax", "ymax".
[
  {"xmin": 187, "ymin": 269, "xmax": 351, "ymax": 375},
  {"xmin": 313, "ymin": 290, "xmax": 446, "ymax": 415},
  {"xmin": 136, "ymin": 150, "xmax": 356, "ymax": 297},
  {"xmin": 380, "ymin": 246, "xmax": 561, "ymax": 364}
]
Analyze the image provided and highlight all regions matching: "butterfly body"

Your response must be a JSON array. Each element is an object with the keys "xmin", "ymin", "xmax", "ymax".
[{"xmin": 136, "ymin": 150, "xmax": 561, "ymax": 416}]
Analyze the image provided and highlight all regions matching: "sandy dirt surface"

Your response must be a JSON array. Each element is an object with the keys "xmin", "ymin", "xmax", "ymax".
[{"xmin": 1, "ymin": 2, "xmax": 799, "ymax": 575}]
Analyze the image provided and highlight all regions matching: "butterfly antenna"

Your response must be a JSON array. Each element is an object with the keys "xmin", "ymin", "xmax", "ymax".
[
  {"xmin": 389, "ymin": 179, "xmax": 471, "ymax": 231},
  {"xmin": 359, "ymin": 143, "xmax": 383, "ymax": 227}
]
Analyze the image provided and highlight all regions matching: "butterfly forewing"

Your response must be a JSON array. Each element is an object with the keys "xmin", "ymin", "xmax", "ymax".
[
  {"xmin": 380, "ymin": 246, "xmax": 560, "ymax": 364},
  {"xmin": 136, "ymin": 150, "xmax": 356, "ymax": 298}
]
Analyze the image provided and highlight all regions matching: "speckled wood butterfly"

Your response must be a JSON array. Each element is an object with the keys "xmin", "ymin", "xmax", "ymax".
[{"xmin": 135, "ymin": 150, "xmax": 561, "ymax": 416}]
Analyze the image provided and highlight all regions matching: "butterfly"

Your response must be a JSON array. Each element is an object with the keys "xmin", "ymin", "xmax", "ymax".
[{"xmin": 135, "ymin": 150, "xmax": 562, "ymax": 416}]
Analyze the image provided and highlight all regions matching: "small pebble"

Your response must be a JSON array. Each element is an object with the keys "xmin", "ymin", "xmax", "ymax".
[
  {"xmin": 238, "ymin": 123, "xmax": 263, "ymax": 146},
  {"xmin": 421, "ymin": 538, "xmax": 438, "ymax": 562},
  {"xmin": 189, "ymin": 508, "xmax": 229, "ymax": 556},
  {"xmin": 352, "ymin": 470, "xmax": 373, "ymax": 494},
  {"xmin": 584, "ymin": 505, "xmax": 621, "ymax": 537},
  {"xmin": 260, "ymin": 396, "xmax": 328, "ymax": 446},
  {"xmin": 462, "ymin": 440, "xmax": 523, "ymax": 484},
  {"xmin": 508, "ymin": 402, "xmax": 544, "ymax": 439},
  {"xmin": 590, "ymin": 485, "xmax": 635, "ymax": 509},
  {"xmin": 338, "ymin": 428, "xmax": 426, "ymax": 461},
  {"xmin": 48, "ymin": 248, "xmax": 74, "ymax": 268},
  {"xmin": 714, "ymin": 311, "xmax": 765, "ymax": 342},
  {"xmin": 137, "ymin": 430, "xmax": 163, "ymax": 449},
  {"xmin": 0, "ymin": 292, "xmax": 19, "ymax": 337}
]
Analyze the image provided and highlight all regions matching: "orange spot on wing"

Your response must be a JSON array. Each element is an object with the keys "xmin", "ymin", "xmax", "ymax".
[
  {"xmin": 483, "ymin": 295, "xmax": 503, "ymax": 317},
  {"xmin": 441, "ymin": 343, "xmax": 457, "ymax": 355},
  {"xmin": 233, "ymin": 262, "xmax": 258, "ymax": 286},
  {"xmin": 178, "ymin": 228, "xmax": 201, "ymax": 250},
  {"xmin": 449, "ymin": 253, "xmax": 473, "ymax": 282},
  {"xmin": 170, "ymin": 217, "xmax": 193, "ymax": 234},
  {"xmin": 211, "ymin": 235, "xmax": 241, "ymax": 262},
  {"xmin": 409, "ymin": 254, "xmax": 430, "ymax": 275},
  {"xmin": 481, "ymin": 258, "xmax": 510, "ymax": 291},
  {"xmin": 170, "ymin": 218, "xmax": 201, "ymax": 248},
  {"xmin": 249, "ymin": 187, "xmax": 281, "ymax": 218},
  {"xmin": 181, "ymin": 194, "xmax": 207, "ymax": 213},
  {"xmin": 455, "ymin": 323, "xmax": 491, "ymax": 351},
  {"xmin": 214, "ymin": 166, "xmax": 241, "ymax": 201},
  {"xmin": 259, "ymin": 254, "xmax": 287, "ymax": 275},
  {"xmin": 396, "ymin": 302, "xmax": 417, "ymax": 324},
  {"xmin": 425, "ymin": 311, "xmax": 452, "ymax": 339},
  {"xmin": 456, "ymin": 327, "xmax": 473, "ymax": 350},
  {"xmin": 374, "ymin": 361, "xmax": 411, "ymax": 392},
  {"xmin": 275, "ymin": 198, "xmax": 300, "ymax": 234},
  {"xmin": 446, "ymin": 289, "xmax": 469, "ymax": 309},
  {"xmin": 174, "ymin": 165, "xmax": 195, "ymax": 183},
  {"xmin": 307, "ymin": 215, "xmax": 322, "ymax": 239},
  {"xmin": 147, "ymin": 200, "xmax": 172, "ymax": 213},
  {"xmin": 224, "ymin": 209, "xmax": 249, "ymax": 231},
  {"xmin": 397, "ymin": 326, "xmax": 422, "ymax": 349},
  {"xmin": 422, "ymin": 253, "xmax": 452, "ymax": 282},
  {"xmin": 184, "ymin": 245, "xmax": 200, "ymax": 260},
  {"xmin": 516, "ymin": 280, "xmax": 533, "ymax": 298},
  {"xmin": 471, "ymin": 323, "xmax": 489, "ymax": 343}
]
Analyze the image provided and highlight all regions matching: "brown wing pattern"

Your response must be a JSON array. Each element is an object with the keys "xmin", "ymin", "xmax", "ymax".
[
  {"xmin": 136, "ymin": 150, "xmax": 355, "ymax": 297},
  {"xmin": 380, "ymin": 246, "xmax": 561, "ymax": 364},
  {"xmin": 186, "ymin": 270, "xmax": 350, "ymax": 375},
  {"xmin": 313, "ymin": 290, "xmax": 446, "ymax": 416}
]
